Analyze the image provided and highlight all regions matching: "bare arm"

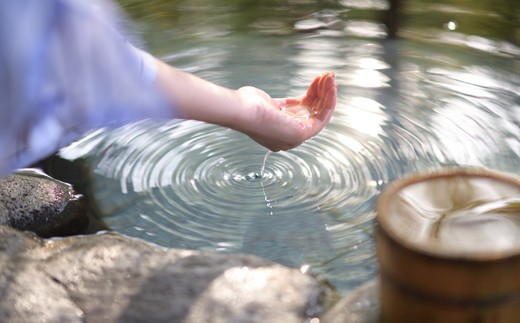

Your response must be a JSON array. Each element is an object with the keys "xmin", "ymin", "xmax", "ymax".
[
  {"xmin": 154, "ymin": 58, "xmax": 337, "ymax": 151},
  {"xmin": 154, "ymin": 59, "xmax": 251, "ymax": 132}
]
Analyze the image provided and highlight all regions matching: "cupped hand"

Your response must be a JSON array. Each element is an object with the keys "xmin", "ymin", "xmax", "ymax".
[{"xmin": 237, "ymin": 72, "xmax": 336, "ymax": 151}]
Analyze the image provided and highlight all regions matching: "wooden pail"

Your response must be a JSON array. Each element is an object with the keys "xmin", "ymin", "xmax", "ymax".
[{"xmin": 376, "ymin": 168, "xmax": 520, "ymax": 323}]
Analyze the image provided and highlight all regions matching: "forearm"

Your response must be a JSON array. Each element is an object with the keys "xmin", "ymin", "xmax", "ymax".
[
  {"xmin": 154, "ymin": 58, "xmax": 251, "ymax": 131},
  {"xmin": 151, "ymin": 56, "xmax": 336, "ymax": 153}
]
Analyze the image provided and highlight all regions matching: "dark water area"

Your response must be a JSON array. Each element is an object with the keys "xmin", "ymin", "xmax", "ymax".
[{"xmin": 46, "ymin": 0, "xmax": 520, "ymax": 295}]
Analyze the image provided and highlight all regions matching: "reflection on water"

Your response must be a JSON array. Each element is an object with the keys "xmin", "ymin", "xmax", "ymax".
[{"xmin": 50, "ymin": 0, "xmax": 520, "ymax": 295}]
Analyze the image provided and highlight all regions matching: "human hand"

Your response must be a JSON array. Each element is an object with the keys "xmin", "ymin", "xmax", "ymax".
[{"xmin": 237, "ymin": 72, "xmax": 336, "ymax": 151}]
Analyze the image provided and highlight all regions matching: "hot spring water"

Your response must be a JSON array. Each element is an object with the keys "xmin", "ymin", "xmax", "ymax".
[{"xmin": 48, "ymin": 0, "xmax": 519, "ymax": 295}]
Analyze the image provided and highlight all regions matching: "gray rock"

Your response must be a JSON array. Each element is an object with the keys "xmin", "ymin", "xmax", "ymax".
[
  {"xmin": 0, "ymin": 169, "xmax": 88, "ymax": 237},
  {"xmin": 0, "ymin": 226, "xmax": 333, "ymax": 322},
  {"xmin": 321, "ymin": 279, "xmax": 380, "ymax": 323}
]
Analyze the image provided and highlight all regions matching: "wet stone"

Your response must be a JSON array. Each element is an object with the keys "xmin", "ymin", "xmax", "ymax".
[
  {"xmin": 0, "ymin": 169, "xmax": 88, "ymax": 238},
  {"xmin": 0, "ymin": 226, "xmax": 336, "ymax": 323},
  {"xmin": 321, "ymin": 279, "xmax": 379, "ymax": 323}
]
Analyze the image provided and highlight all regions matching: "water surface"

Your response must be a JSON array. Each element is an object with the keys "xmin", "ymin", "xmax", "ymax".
[{"xmin": 51, "ymin": 0, "xmax": 520, "ymax": 295}]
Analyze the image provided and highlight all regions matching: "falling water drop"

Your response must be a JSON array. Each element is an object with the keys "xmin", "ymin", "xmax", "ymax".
[
  {"xmin": 260, "ymin": 150, "xmax": 272, "ymax": 177},
  {"xmin": 261, "ymin": 150, "xmax": 273, "ymax": 215}
]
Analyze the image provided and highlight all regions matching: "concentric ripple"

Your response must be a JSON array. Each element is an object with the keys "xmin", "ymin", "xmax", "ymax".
[
  {"xmin": 54, "ymin": 2, "xmax": 520, "ymax": 295},
  {"xmin": 58, "ymin": 38, "xmax": 520, "ymax": 294},
  {"xmin": 60, "ymin": 113, "xmax": 385, "ymax": 292},
  {"xmin": 93, "ymin": 121, "xmax": 377, "ymax": 228}
]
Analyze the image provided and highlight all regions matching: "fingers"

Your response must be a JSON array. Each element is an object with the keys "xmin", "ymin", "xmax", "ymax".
[
  {"xmin": 277, "ymin": 72, "xmax": 336, "ymax": 110},
  {"xmin": 316, "ymin": 76, "xmax": 337, "ymax": 121},
  {"xmin": 318, "ymin": 72, "xmax": 335, "ymax": 95},
  {"xmin": 324, "ymin": 86, "xmax": 337, "ymax": 111},
  {"xmin": 306, "ymin": 72, "xmax": 336, "ymax": 138},
  {"xmin": 310, "ymin": 72, "xmax": 336, "ymax": 121},
  {"xmin": 318, "ymin": 72, "xmax": 336, "ymax": 106},
  {"xmin": 273, "ymin": 72, "xmax": 336, "ymax": 145},
  {"xmin": 303, "ymin": 72, "xmax": 336, "ymax": 107},
  {"xmin": 305, "ymin": 75, "xmax": 321, "ymax": 101}
]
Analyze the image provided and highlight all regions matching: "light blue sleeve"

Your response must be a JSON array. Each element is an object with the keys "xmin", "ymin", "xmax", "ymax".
[{"xmin": 0, "ymin": 0, "xmax": 175, "ymax": 175}]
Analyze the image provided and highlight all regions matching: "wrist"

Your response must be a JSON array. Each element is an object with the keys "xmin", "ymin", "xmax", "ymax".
[{"xmin": 229, "ymin": 88, "xmax": 259, "ymax": 135}]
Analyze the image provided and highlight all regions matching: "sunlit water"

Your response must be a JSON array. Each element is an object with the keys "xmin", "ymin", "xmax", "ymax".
[{"xmin": 49, "ymin": 0, "xmax": 519, "ymax": 295}]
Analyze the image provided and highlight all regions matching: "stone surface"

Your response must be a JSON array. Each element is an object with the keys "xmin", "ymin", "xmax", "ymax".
[
  {"xmin": 0, "ymin": 226, "xmax": 333, "ymax": 322},
  {"xmin": 0, "ymin": 169, "xmax": 88, "ymax": 237},
  {"xmin": 321, "ymin": 279, "xmax": 380, "ymax": 323}
]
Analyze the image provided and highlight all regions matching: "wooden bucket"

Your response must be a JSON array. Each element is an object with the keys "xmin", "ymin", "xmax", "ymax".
[{"xmin": 376, "ymin": 168, "xmax": 520, "ymax": 323}]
